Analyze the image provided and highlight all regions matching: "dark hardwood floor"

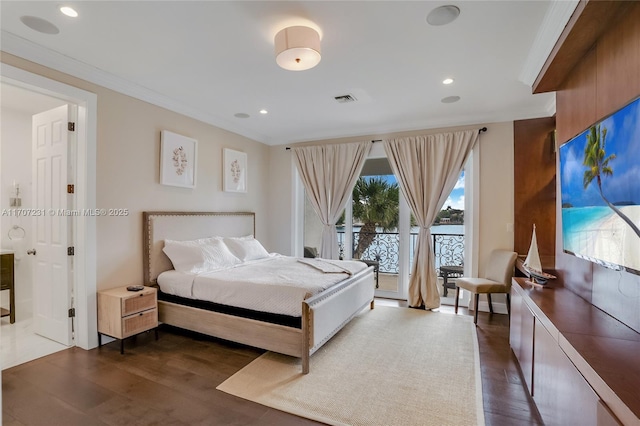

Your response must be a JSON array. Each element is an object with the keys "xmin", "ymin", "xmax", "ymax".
[{"xmin": 2, "ymin": 301, "xmax": 542, "ymax": 425}]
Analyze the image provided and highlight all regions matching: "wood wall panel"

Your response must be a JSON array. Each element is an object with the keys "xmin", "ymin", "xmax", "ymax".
[
  {"xmin": 514, "ymin": 117, "xmax": 556, "ymax": 266},
  {"xmin": 596, "ymin": 4, "xmax": 640, "ymax": 119},
  {"xmin": 555, "ymin": 48, "xmax": 597, "ymax": 144},
  {"xmin": 552, "ymin": 1, "xmax": 640, "ymax": 328},
  {"xmin": 533, "ymin": 1, "xmax": 633, "ymax": 95}
]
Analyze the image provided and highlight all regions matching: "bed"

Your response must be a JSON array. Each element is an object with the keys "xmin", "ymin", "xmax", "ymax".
[{"xmin": 143, "ymin": 211, "xmax": 375, "ymax": 373}]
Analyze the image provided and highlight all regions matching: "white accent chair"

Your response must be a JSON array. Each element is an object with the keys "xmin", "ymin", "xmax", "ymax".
[{"xmin": 454, "ymin": 249, "xmax": 518, "ymax": 324}]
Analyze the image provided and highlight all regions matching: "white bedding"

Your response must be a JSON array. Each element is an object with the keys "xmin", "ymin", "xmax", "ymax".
[{"xmin": 157, "ymin": 255, "xmax": 368, "ymax": 316}]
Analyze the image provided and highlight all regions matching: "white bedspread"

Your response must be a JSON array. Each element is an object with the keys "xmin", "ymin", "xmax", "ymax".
[{"xmin": 157, "ymin": 255, "xmax": 367, "ymax": 316}]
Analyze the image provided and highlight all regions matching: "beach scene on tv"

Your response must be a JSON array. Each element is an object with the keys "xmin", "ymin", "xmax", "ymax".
[{"xmin": 560, "ymin": 97, "xmax": 640, "ymax": 274}]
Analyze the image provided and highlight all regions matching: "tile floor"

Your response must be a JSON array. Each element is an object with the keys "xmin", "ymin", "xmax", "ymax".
[{"xmin": 1, "ymin": 317, "xmax": 69, "ymax": 370}]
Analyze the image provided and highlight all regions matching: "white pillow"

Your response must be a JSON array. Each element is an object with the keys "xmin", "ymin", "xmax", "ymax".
[
  {"xmin": 201, "ymin": 238, "xmax": 243, "ymax": 269},
  {"xmin": 163, "ymin": 238, "xmax": 240, "ymax": 273},
  {"xmin": 223, "ymin": 237, "xmax": 270, "ymax": 262},
  {"xmin": 162, "ymin": 239, "xmax": 208, "ymax": 273}
]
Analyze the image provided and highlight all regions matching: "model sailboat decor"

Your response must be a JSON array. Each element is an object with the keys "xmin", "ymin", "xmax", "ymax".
[{"xmin": 523, "ymin": 224, "xmax": 556, "ymax": 286}]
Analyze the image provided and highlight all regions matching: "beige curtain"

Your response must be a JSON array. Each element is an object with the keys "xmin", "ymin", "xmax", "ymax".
[
  {"xmin": 292, "ymin": 141, "xmax": 370, "ymax": 259},
  {"xmin": 384, "ymin": 130, "xmax": 479, "ymax": 308}
]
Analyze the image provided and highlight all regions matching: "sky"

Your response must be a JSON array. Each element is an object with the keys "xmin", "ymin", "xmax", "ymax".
[
  {"xmin": 446, "ymin": 172, "xmax": 465, "ymax": 210},
  {"xmin": 380, "ymin": 171, "xmax": 465, "ymax": 210},
  {"xmin": 560, "ymin": 97, "xmax": 640, "ymax": 207}
]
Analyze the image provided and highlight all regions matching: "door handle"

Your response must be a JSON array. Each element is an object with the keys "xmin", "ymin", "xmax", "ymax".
[{"xmin": 27, "ymin": 249, "xmax": 36, "ymax": 255}]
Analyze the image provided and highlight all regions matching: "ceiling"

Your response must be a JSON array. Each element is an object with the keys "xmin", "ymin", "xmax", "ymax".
[{"xmin": 0, "ymin": 1, "xmax": 576, "ymax": 146}]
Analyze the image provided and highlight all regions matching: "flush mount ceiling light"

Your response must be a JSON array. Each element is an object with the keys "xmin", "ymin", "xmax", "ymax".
[
  {"xmin": 442, "ymin": 77, "xmax": 454, "ymax": 85},
  {"xmin": 427, "ymin": 5, "xmax": 460, "ymax": 26},
  {"xmin": 274, "ymin": 26, "xmax": 321, "ymax": 71}
]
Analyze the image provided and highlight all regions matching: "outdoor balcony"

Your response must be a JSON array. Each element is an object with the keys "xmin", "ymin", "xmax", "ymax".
[{"xmin": 336, "ymin": 231, "xmax": 465, "ymax": 298}]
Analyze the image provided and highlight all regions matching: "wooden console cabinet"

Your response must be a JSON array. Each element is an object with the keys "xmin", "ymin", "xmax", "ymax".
[{"xmin": 510, "ymin": 278, "xmax": 640, "ymax": 426}]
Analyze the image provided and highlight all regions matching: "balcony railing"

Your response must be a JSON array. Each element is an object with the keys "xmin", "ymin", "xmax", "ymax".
[{"xmin": 337, "ymin": 231, "xmax": 464, "ymax": 274}]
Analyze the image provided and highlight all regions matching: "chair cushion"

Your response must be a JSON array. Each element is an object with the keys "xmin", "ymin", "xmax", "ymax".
[{"xmin": 455, "ymin": 277, "xmax": 507, "ymax": 294}]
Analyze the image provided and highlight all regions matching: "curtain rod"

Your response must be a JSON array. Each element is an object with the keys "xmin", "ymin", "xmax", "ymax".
[{"xmin": 285, "ymin": 127, "xmax": 487, "ymax": 150}]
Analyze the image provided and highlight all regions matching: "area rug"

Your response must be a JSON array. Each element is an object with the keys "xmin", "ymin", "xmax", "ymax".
[{"xmin": 217, "ymin": 306, "xmax": 484, "ymax": 426}]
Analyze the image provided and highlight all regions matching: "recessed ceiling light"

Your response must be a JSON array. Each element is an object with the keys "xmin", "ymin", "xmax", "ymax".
[
  {"xmin": 442, "ymin": 78, "xmax": 454, "ymax": 85},
  {"xmin": 20, "ymin": 16, "xmax": 60, "ymax": 34},
  {"xmin": 441, "ymin": 96, "xmax": 461, "ymax": 104},
  {"xmin": 259, "ymin": 109, "xmax": 268, "ymax": 115},
  {"xmin": 234, "ymin": 113, "xmax": 250, "ymax": 119},
  {"xmin": 60, "ymin": 6, "xmax": 78, "ymax": 18},
  {"xmin": 427, "ymin": 5, "xmax": 460, "ymax": 26}
]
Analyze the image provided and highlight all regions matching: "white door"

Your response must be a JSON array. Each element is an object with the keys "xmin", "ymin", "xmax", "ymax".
[{"xmin": 31, "ymin": 105, "xmax": 73, "ymax": 346}]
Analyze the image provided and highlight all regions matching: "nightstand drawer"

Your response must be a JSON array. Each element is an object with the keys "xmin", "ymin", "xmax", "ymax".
[
  {"xmin": 122, "ymin": 308, "xmax": 158, "ymax": 338},
  {"xmin": 122, "ymin": 291, "xmax": 156, "ymax": 316}
]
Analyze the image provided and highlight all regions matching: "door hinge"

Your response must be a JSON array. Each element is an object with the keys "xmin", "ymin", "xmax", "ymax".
[
  {"xmin": 68, "ymin": 122, "xmax": 75, "ymax": 131},
  {"xmin": 67, "ymin": 184, "xmax": 75, "ymax": 194},
  {"xmin": 67, "ymin": 247, "xmax": 74, "ymax": 256},
  {"xmin": 68, "ymin": 308, "xmax": 75, "ymax": 318}
]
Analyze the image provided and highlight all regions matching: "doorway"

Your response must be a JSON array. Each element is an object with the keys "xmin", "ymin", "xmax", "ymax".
[
  {"xmin": 296, "ymin": 141, "xmax": 479, "ymax": 306},
  {"xmin": 0, "ymin": 64, "xmax": 98, "ymax": 369},
  {"xmin": 347, "ymin": 156, "xmax": 410, "ymax": 300},
  {"xmin": 316, "ymin": 142, "xmax": 409, "ymax": 300},
  {"xmin": 1, "ymin": 84, "xmax": 71, "ymax": 367}
]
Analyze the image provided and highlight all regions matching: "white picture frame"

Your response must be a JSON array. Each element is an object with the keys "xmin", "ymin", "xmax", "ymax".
[
  {"xmin": 223, "ymin": 148, "xmax": 247, "ymax": 193},
  {"xmin": 160, "ymin": 130, "xmax": 197, "ymax": 188}
]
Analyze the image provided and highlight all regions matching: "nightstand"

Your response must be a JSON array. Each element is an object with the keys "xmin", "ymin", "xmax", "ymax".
[{"xmin": 97, "ymin": 286, "xmax": 158, "ymax": 354}]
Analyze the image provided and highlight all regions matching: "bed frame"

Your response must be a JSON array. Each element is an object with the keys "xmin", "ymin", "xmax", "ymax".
[{"xmin": 143, "ymin": 211, "xmax": 375, "ymax": 373}]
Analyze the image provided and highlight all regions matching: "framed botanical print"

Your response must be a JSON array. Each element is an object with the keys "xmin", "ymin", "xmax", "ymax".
[
  {"xmin": 223, "ymin": 148, "xmax": 247, "ymax": 193},
  {"xmin": 160, "ymin": 130, "xmax": 197, "ymax": 188}
]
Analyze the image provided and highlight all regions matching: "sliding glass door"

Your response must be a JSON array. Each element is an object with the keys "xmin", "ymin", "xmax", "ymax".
[
  {"xmin": 344, "ymin": 155, "xmax": 410, "ymax": 300},
  {"xmin": 298, "ymin": 144, "xmax": 476, "ymax": 305}
]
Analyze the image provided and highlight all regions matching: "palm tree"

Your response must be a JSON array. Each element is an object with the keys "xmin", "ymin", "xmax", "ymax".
[
  {"xmin": 352, "ymin": 177, "xmax": 399, "ymax": 259},
  {"xmin": 583, "ymin": 125, "xmax": 640, "ymax": 238}
]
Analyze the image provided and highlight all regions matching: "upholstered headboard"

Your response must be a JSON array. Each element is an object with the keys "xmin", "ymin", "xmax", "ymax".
[{"xmin": 143, "ymin": 211, "xmax": 255, "ymax": 285}]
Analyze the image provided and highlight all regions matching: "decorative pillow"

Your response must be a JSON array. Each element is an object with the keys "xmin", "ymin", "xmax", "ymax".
[
  {"xmin": 200, "ymin": 238, "xmax": 243, "ymax": 269},
  {"xmin": 223, "ymin": 237, "xmax": 270, "ymax": 262},
  {"xmin": 162, "ymin": 239, "xmax": 209, "ymax": 273},
  {"xmin": 163, "ymin": 238, "xmax": 240, "ymax": 273}
]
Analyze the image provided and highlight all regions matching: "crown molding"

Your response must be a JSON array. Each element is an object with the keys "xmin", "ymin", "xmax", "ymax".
[
  {"xmin": 1, "ymin": 30, "xmax": 268, "ymax": 144},
  {"xmin": 519, "ymin": 0, "xmax": 579, "ymax": 88}
]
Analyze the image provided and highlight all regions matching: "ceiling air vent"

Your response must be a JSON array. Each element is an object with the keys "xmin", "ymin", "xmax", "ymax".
[{"xmin": 334, "ymin": 94, "xmax": 357, "ymax": 103}]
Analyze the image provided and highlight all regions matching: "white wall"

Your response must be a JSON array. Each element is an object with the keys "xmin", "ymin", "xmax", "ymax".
[
  {"xmin": 1, "ymin": 53, "xmax": 271, "ymax": 297},
  {"xmin": 267, "ymin": 145, "xmax": 295, "ymax": 255},
  {"xmin": 476, "ymin": 122, "xmax": 515, "ymax": 275},
  {"xmin": 0, "ymin": 108, "xmax": 34, "ymax": 320},
  {"xmin": 94, "ymin": 91, "xmax": 271, "ymax": 288}
]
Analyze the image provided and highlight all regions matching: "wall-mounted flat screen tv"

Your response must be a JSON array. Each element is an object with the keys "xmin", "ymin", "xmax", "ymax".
[{"xmin": 559, "ymin": 96, "xmax": 640, "ymax": 275}]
